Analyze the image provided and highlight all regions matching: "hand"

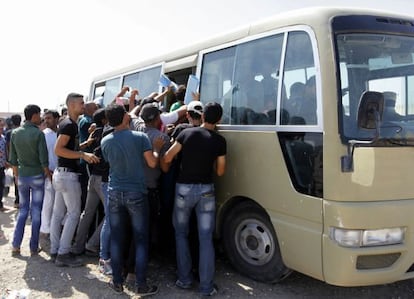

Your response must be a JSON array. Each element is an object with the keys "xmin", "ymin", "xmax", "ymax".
[
  {"xmin": 83, "ymin": 152, "xmax": 100, "ymax": 164},
  {"xmin": 88, "ymin": 123, "xmax": 97, "ymax": 134},
  {"xmin": 153, "ymin": 136, "xmax": 166, "ymax": 153},
  {"xmin": 192, "ymin": 92, "xmax": 200, "ymax": 101}
]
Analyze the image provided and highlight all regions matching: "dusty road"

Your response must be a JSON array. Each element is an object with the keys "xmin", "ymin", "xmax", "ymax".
[{"xmin": 1, "ymin": 191, "xmax": 414, "ymax": 298}]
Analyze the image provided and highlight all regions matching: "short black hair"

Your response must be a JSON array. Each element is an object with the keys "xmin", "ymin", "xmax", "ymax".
[
  {"xmin": 10, "ymin": 114, "xmax": 21, "ymax": 126},
  {"xmin": 24, "ymin": 104, "xmax": 41, "ymax": 121},
  {"xmin": 188, "ymin": 111, "xmax": 202, "ymax": 120},
  {"xmin": 66, "ymin": 92, "xmax": 83, "ymax": 105},
  {"xmin": 105, "ymin": 104, "xmax": 125, "ymax": 127},
  {"xmin": 175, "ymin": 85, "xmax": 186, "ymax": 102},
  {"xmin": 44, "ymin": 109, "xmax": 60, "ymax": 119},
  {"xmin": 203, "ymin": 102, "xmax": 223, "ymax": 124},
  {"xmin": 93, "ymin": 108, "xmax": 107, "ymax": 127}
]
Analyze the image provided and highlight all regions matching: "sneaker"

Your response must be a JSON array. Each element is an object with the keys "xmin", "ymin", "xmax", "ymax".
[
  {"xmin": 108, "ymin": 281, "xmax": 123, "ymax": 294},
  {"xmin": 55, "ymin": 253, "xmax": 84, "ymax": 267},
  {"xmin": 84, "ymin": 249, "xmax": 99, "ymax": 257},
  {"xmin": 201, "ymin": 284, "xmax": 218, "ymax": 296},
  {"xmin": 98, "ymin": 259, "xmax": 113, "ymax": 275},
  {"xmin": 135, "ymin": 285, "xmax": 158, "ymax": 297},
  {"xmin": 11, "ymin": 247, "xmax": 20, "ymax": 257},
  {"xmin": 175, "ymin": 279, "xmax": 192, "ymax": 289}
]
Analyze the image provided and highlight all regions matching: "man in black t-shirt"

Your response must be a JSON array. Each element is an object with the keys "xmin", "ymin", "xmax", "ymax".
[
  {"xmin": 50, "ymin": 93, "xmax": 99, "ymax": 267},
  {"xmin": 164, "ymin": 102, "xmax": 226, "ymax": 297}
]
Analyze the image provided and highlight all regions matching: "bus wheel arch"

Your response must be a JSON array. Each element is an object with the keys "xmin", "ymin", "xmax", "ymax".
[{"xmin": 221, "ymin": 200, "xmax": 292, "ymax": 283}]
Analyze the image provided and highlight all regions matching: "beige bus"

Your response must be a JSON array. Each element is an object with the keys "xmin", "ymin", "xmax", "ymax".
[{"xmin": 89, "ymin": 7, "xmax": 414, "ymax": 286}]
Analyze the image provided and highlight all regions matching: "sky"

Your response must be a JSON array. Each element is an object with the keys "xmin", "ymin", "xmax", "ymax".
[{"xmin": 1, "ymin": 0, "xmax": 414, "ymax": 113}]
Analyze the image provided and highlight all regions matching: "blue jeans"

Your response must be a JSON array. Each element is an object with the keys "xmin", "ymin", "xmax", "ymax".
[
  {"xmin": 173, "ymin": 183, "xmax": 216, "ymax": 294},
  {"xmin": 100, "ymin": 182, "xmax": 111, "ymax": 260},
  {"xmin": 108, "ymin": 190, "xmax": 149, "ymax": 287},
  {"xmin": 50, "ymin": 170, "xmax": 81, "ymax": 255},
  {"xmin": 12, "ymin": 174, "xmax": 45, "ymax": 252}
]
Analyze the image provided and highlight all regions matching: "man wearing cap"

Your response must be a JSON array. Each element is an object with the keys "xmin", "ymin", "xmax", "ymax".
[
  {"xmin": 163, "ymin": 102, "xmax": 227, "ymax": 296},
  {"xmin": 170, "ymin": 101, "xmax": 204, "ymax": 140},
  {"xmin": 137, "ymin": 103, "xmax": 171, "ymax": 253}
]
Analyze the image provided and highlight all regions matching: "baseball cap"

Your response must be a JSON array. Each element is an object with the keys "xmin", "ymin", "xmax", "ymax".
[
  {"xmin": 187, "ymin": 101, "xmax": 204, "ymax": 116},
  {"xmin": 140, "ymin": 103, "xmax": 161, "ymax": 122}
]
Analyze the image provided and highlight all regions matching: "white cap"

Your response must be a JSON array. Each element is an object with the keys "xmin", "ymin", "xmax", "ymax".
[{"xmin": 187, "ymin": 101, "xmax": 204, "ymax": 115}]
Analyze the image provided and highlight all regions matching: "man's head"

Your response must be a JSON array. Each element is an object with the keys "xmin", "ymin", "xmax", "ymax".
[
  {"xmin": 187, "ymin": 101, "xmax": 204, "ymax": 121},
  {"xmin": 140, "ymin": 103, "xmax": 161, "ymax": 125},
  {"xmin": 175, "ymin": 85, "xmax": 186, "ymax": 103},
  {"xmin": 43, "ymin": 109, "xmax": 60, "ymax": 130},
  {"xmin": 105, "ymin": 104, "xmax": 128, "ymax": 127},
  {"xmin": 93, "ymin": 108, "xmax": 107, "ymax": 127},
  {"xmin": 24, "ymin": 104, "xmax": 42, "ymax": 125},
  {"xmin": 10, "ymin": 114, "xmax": 22, "ymax": 127},
  {"xmin": 66, "ymin": 93, "xmax": 85, "ymax": 116},
  {"xmin": 203, "ymin": 102, "xmax": 223, "ymax": 125},
  {"xmin": 84, "ymin": 102, "xmax": 98, "ymax": 117}
]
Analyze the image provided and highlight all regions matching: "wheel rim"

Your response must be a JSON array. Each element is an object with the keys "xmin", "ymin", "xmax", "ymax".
[{"xmin": 234, "ymin": 218, "xmax": 275, "ymax": 266}]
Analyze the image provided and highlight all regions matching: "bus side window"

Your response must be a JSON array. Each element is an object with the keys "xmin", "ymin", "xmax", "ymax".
[{"xmin": 281, "ymin": 31, "xmax": 317, "ymax": 125}]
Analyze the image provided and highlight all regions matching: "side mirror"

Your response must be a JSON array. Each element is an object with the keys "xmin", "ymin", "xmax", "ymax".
[
  {"xmin": 357, "ymin": 91, "xmax": 384, "ymax": 129},
  {"xmin": 341, "ymin": 91, "xmax": 384, "ymax": 172}
]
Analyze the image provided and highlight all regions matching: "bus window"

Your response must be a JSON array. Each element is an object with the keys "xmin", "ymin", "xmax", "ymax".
[
  {"xmin": 200, "ymin": 34, "xmax": 283, "ymax": 125},
  {"xmin": 200, "ymin": 47, "xmax": 236, "ymax": 124},
  {"xmin": 336, "ymin": 33, "xmax": 414, "ymax": 142},
  {"xmin": 281, "ymin": 31, "xmax": 317, "ymax": 125},
  {"xmin": 103, "ymin": 77, "xmax": 121, "ymax": 106},
  {"xmin": 123, "ymin": 65, "xmax": 162, "ymax": 99}
]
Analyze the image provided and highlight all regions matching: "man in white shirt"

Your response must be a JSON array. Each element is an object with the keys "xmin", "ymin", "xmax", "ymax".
[{"xmin": 39, "ymin": 110, "xmax": 60, "ymax": 253}]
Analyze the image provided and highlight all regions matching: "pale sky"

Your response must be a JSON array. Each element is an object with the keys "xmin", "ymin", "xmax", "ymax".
[{"xmin": 1, "ymin": 0, "xmax": 413, "ymax": 113}]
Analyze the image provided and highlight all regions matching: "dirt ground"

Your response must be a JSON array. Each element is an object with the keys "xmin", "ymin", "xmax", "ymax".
[{"xmin": 2, "ymin": 189, "xmax": 414, "ymax": 299}]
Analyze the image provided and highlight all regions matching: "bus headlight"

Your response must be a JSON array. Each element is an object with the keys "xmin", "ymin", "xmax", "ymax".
[{"xmin": 330, "ymin": 227, "xmax": 405, "ymax": 248}]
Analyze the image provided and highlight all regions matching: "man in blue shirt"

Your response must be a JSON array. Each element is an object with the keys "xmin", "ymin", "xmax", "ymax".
[{"xmin": 101, "ymin": 104, "xmax": 163, "ymax": 296}]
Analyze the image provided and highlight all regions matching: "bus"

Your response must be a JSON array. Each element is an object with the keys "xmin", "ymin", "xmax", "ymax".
[{"xmin": 89, "ymin": 7, "xmax": 414, "ymax": 287}]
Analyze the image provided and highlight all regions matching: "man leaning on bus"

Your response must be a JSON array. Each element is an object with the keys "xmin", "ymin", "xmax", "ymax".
[{"xmin": 163, "ymin": 102, "xmax": 227, "ymax": 297}]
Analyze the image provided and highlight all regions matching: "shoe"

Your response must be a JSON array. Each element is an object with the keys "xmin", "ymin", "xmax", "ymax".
[
  {"xmin": 11, "ymin": 247, "xmax": 20, "ymax": 257},
  {"xmin": 108, "ymin": 281, "xmax": 123, "ymax": 294},
  {"xmin": 84, "ymin": 249, "xmax": 99, "ymax": 257},
  {"xmin": 39, "ymin": 233, "xmax": 50, "ymax": 254},
  {"xmin": 55, "ymin": 253, "xmax": 84, "ymax": 267},
  {"xmin": 50, "ymin": 253, "xmax": 57, "ymax": 263},
  {"xmin": 175, "ymin": 279, "xmax": 192, "ymax": 289},
  {"xmin": 98, "ymin": 259, "xmax": 113, "ymax": 275},
  {"xmin": 30, "ymin": 248, "xmax": 40, "ymax": 256},
  {"xmin": 135, "ymin": 285, "xmax": 158, "ymax": 297},
  {"xmin": 201, "ymin": 284, "xmax": 218, "ymax": 296}
]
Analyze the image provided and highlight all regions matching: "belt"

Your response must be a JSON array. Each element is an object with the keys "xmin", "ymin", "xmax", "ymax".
[{"xmin": 56, "ymin": 167, "xmax": 76, "ymax": 173}]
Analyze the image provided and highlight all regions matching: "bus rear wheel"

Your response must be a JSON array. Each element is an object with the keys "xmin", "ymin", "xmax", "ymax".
[{"xmin": 222, "ymin": 202, "xmax": 291, "ymax": 283}]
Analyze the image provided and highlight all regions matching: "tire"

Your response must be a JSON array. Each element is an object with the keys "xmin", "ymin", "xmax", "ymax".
[{"xmin": 222, "ymin": 202, "xmax": 291, "ymax": 283}]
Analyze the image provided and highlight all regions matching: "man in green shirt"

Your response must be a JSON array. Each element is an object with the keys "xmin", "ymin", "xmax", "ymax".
[{"xmin": 9, "ymin": 104, "xmax": 51, "ymax": 257}]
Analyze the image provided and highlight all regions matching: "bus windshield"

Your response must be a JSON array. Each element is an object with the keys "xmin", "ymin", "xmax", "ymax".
[{"xmin": 337, "ymin": 33, "xmax": 414, "ymax": 144}]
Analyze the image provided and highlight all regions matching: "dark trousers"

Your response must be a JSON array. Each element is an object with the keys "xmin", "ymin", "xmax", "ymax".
[{"xmin": 0, "ymin": 168, "xmax": 5, "ymax": 208}]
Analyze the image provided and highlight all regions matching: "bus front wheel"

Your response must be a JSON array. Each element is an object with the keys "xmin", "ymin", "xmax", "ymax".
[{"xmin": 222, "ymin": 202, "xmax": 291, "ymax": 283}]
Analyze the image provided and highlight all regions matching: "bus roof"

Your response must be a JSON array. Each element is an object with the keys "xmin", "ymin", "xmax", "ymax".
[{"xmin": 91, "ymin": 6, "xmax": 412, "ymax": 83}]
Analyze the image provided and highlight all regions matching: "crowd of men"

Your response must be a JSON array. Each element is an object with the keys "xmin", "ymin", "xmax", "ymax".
[{"xmin": 0, "ymin": 86, "xmax": 227, "ymax": 297}]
